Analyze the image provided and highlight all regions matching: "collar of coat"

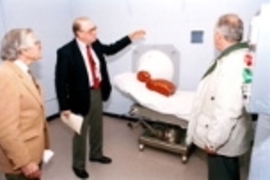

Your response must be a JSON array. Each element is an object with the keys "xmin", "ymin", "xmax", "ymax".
[{"xmin": 201, "ymin": 42, "xmax": 249, "ymax": 79}]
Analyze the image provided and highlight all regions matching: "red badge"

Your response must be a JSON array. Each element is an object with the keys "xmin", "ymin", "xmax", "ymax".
[{"xmin": 244, "ymin": 54, "xmax": 253, "ymax": 66}]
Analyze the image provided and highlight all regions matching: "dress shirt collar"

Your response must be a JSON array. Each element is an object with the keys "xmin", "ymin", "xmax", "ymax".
[
  {"xmin": 14, "ymin": 59, "xmax": 29, "ymax": 74},
  {"xmin": 76, "ymin": 38, "xmax": 89, "ymax": 50}
]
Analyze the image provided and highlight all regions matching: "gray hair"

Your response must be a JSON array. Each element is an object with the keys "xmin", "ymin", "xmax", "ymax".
[
  {"xmin": 0, "ymin": 28, "xmax": 34, "ymax": 61},
  {"xmin": 216, "ymin": 14, "xmax": 243, "ymax": 42}
]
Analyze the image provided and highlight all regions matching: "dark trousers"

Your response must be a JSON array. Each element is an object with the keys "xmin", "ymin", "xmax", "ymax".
[
  {"xmin": 5, "ymin": 163, "xmax": 42, "ymax": 180},
  {"xmin": 72, "ymin": 89, "xmax": 103, "ymax": 169},
  {"xmin": 5, "ymin": 173, "xmax": 40, "ymax": 180},
  {"xmin": 207, "ymin": 154, "xmax": 240, "ymax": 180}
]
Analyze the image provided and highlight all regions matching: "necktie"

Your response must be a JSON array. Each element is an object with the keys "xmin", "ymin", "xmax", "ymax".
[
  {"xmin": 86, "ymin": 45, "xmax": 100, "ymax": 89},
  {"xmin": 28, "ymin": 70, "xmax": 40, "ymax": 91}
]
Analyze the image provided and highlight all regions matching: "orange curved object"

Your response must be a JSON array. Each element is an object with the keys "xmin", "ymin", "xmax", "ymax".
[
  {"xmin": 146, "ymin": 79, "xmax": 176, "ymax": 96},
  {"xmin": 137, "ymin": 71, "xmax": 151, "ymax": 82}
]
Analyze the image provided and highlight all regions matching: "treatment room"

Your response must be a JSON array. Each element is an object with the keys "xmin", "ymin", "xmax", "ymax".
[{"xmin": 0, "ymin": 0, "xmax": 270, "ymax": 180}]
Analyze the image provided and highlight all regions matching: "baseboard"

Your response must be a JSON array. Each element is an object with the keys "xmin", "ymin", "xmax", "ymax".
[
  {"xmin": 46, "ymin": 112, "xmax": 137, "ymax": 122},
  {"xmin": 103, "ymin": 112, "xmax": 138, "ymax": 122},
  {"xmin": 47, "ymin": 112, "xmax": 259, "ymax": 122},
  {"xmin": 47, "ymin": 113, "xmax": 60, "ymax": 121}
]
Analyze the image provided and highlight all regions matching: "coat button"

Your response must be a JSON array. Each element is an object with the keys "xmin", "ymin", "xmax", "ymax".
[
  {"xmin": 211, "ymin": 96, "xmax": 215, "ymax": 100},
  {"xmin": 205, "ymin": 124, "xmax": 209, "ymax": 128}
]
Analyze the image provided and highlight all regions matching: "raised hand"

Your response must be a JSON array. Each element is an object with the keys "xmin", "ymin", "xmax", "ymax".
[{"xmin": 128, "ymin": 30, "xmax": 146, "ymax": 40}]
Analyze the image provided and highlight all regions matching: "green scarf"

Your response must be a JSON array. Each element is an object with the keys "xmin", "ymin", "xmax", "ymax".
[{"xmin": 201, "ymin": 42, "xmax": 249, "ymax": 79}]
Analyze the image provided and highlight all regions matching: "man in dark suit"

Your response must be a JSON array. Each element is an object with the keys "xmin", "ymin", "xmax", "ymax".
[{"xmin": 55, "ymin": 16, "xmax": 145, "ymax": 179}]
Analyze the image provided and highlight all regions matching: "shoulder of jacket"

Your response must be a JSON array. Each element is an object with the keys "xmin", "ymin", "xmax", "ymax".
[
  {"xmin": 57, "ymin": 40, "xmax": 75, "ymax": 53},
  {"xmin": 0, "ymin": 62, "xmax": 16, "ymax": 85},
  {"xmin": 226, "ymin": 48, "xmax": 249, "ymax": 59},
  {"xmin": 92, "ymin": 39, "xmax": 101, "ymax": 46},
  {"xmin": 221, "ymin": 48, "xmax": 249, "ymax": 65}
]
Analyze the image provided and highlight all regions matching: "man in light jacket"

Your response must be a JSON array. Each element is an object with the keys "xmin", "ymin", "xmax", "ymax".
[{"xmin": 186, "ymin": 14, "xmax": 252, "ymax": 180}]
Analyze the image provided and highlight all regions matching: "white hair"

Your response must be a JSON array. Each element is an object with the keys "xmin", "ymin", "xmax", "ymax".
[{"xmin": 0, "ymin": 28, "xmax": 34, "ymax": 61}]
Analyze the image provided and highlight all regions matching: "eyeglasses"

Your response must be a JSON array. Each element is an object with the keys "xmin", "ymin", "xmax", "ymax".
[
  {"xmin": 21, "ymin": 40, "xmax": 41, "ymax": 51},
  {"xmin": 33, "ymin": 40, "xmax": 41, "ymax": 46},
  {"xmin": 79, "ymin": 26, "xmax": 97, "ymax": 34}
]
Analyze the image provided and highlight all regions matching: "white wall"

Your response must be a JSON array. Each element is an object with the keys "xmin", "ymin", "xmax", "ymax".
[
  {"xmin": 0, "ymin": 0, "xmax": 268, "ymax": 116},
  {"xmin": 71, "ymin": 0, "xmax": 269, "ymax": 114},
  {"xmin": 0, "ymin": 0, "xmax": 73, "ymax": 116},
  {"xmin": 0, "ymin": 1, "xmax": 5, "ymax": 40}
]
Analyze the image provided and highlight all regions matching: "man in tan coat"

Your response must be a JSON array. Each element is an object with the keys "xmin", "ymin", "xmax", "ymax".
[
  {"xmin": 0, "ymin": 29, "xmax": 50, "ymax": 180},
  {"xmin": 186, "ymin": 14, "xmax": 252, "ymax": 180}
]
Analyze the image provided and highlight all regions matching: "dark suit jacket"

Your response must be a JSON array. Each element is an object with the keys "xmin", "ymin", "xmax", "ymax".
[{"xmin": 55, "ymin": 36, "xmax": 131, "ymax": 115}]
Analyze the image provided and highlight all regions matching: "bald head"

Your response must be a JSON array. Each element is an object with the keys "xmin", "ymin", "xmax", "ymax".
[
  {"xmin": 215, "ymin": 14, "xmax": 243, "ymax": 42},
  {"xmin": 72, "ymin": 17, "xmax": 97, "ymax": 44},
  {"xmin": 72, "ymin": 17, "xmax": 94, "ymax": 35}
]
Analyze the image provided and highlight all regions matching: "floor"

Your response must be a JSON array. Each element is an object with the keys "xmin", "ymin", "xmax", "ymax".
[{"xmin": 0, "ymin": 116, "xmax": 250, "ymax": 180}]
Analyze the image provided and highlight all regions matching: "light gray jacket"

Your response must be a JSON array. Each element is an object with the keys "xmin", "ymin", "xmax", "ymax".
[{"xmin": 186, "ymin": 47, "xmax": 252, "ymax": 157}]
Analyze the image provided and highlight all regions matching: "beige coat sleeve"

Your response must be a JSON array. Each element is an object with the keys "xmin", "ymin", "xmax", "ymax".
[{"xmin": 0, "ymin": 73, "xmax": 31, "ymax": 170}]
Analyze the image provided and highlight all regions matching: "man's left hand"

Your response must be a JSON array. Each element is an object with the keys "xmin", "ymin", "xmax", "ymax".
[
  {"xmin": 128, "ymin": 30, "xmax": 146, "ymax": 40},
  {"xmin": 204, "ymin": 145, "xmax": 216, "ymax": 154}
]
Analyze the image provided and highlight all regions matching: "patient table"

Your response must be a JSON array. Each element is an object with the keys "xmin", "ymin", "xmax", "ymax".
[
  {"xmin": 129, "ymin": 103, "xmax": 193, "ymax": 163},
  {"xmin": 114, "ymin": 45, "xmax": 195, "ymax": 163}
]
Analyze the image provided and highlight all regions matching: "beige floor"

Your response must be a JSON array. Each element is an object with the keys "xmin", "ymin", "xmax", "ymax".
[{"xmin": 0, "ymin": 116, "xmax": 249, "ymax": 180}]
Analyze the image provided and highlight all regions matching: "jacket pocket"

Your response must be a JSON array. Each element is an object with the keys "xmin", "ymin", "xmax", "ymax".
[
  {"xmin": 194, "ymin": 114, "xmax": 211, "ymax": 144},
  {"xmin": 21, "ymin": 129, "xmax": 39, "ymax": 141}
]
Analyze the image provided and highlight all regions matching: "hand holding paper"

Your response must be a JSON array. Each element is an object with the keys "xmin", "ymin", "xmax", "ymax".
[{"xmin": 61, "ymin": 112, "xmax": 83, "ymax": 134}]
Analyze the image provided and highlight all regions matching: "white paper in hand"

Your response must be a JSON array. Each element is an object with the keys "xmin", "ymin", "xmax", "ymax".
[
  {"xmin": 43, "ymin": 149, "xmax": 54, "ymax": 164},
  {"xmin": 61, "ymin": 113, "xmax": 83, "ymax": 134}
]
